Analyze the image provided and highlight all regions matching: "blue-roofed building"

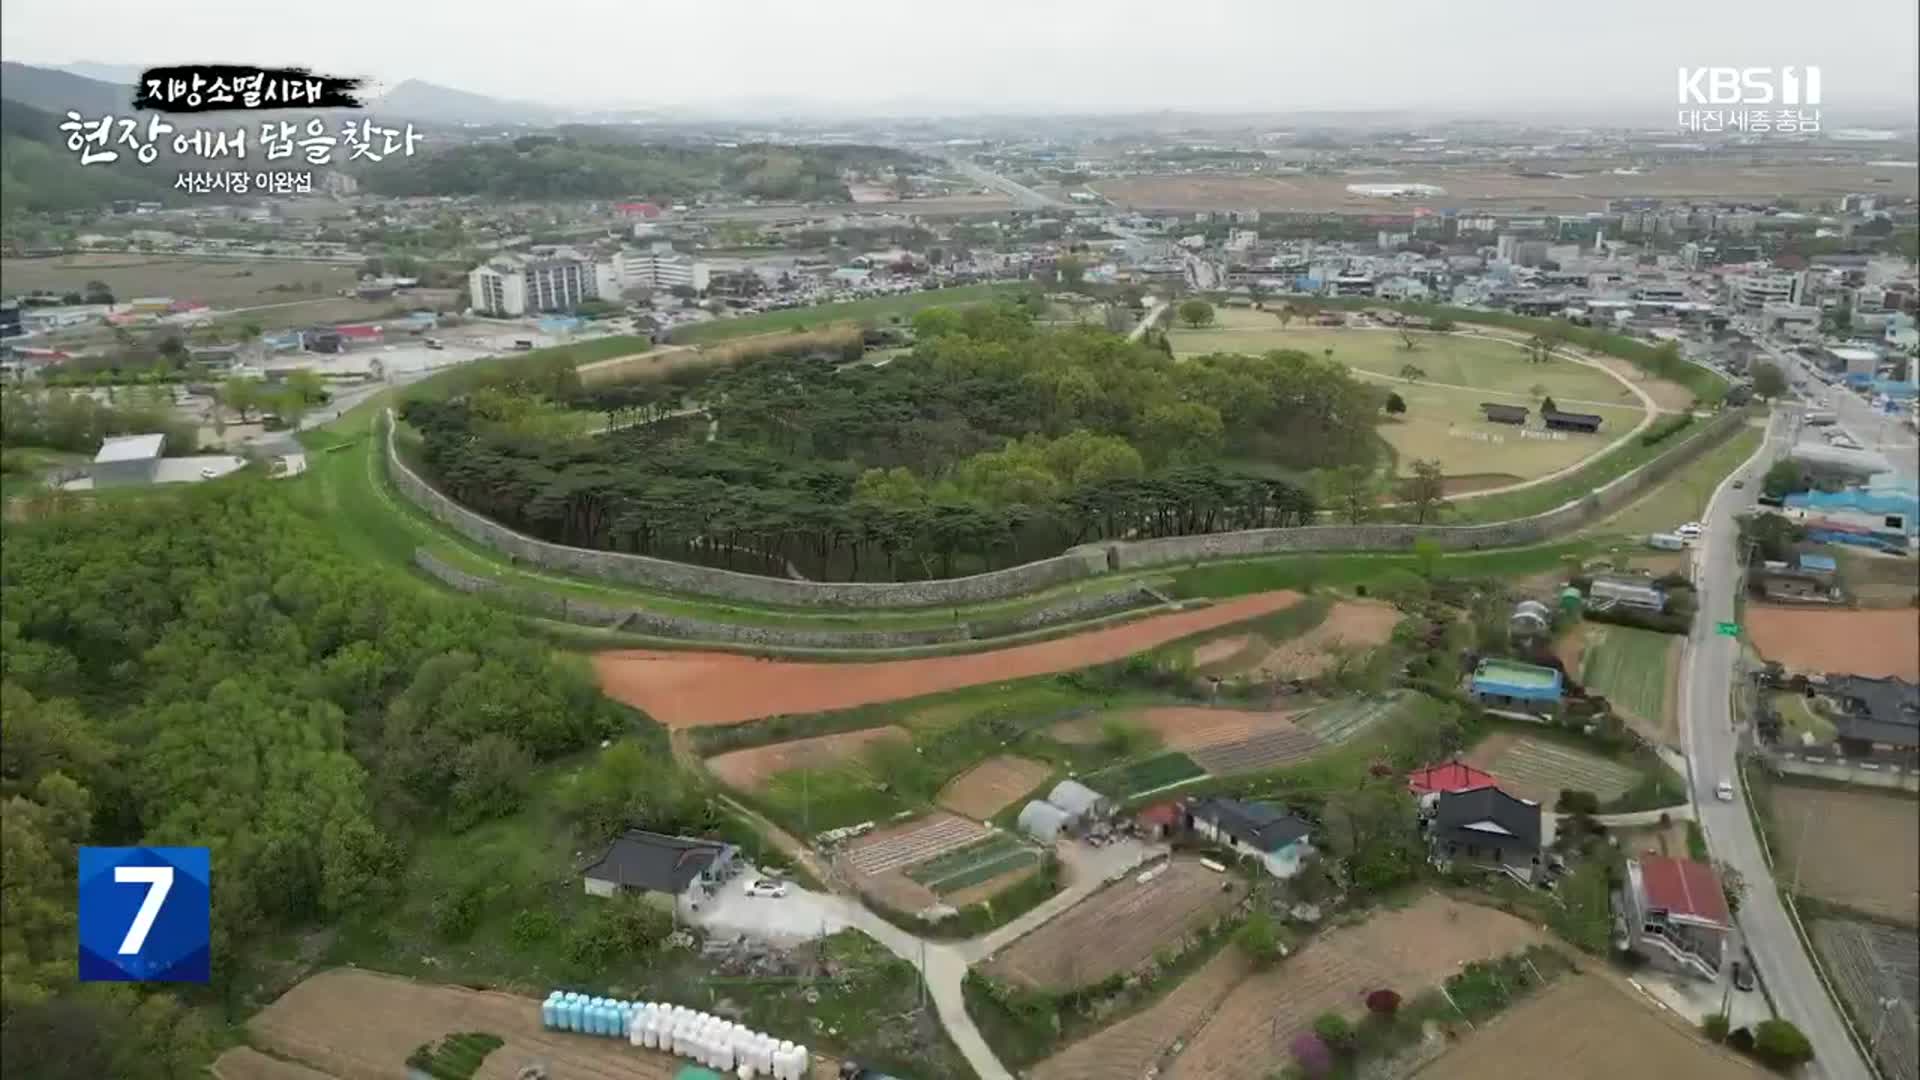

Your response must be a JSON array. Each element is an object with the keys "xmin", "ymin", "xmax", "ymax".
[
  {"xmin": 1468, "ymin": 658, "xmax": 1565, "ymax": 716},
  {"xmin": 1785, "ymin": 487, "xmax": 1919, "ymax": 552},
  {"xmin": 1798, "ymin": 553, "xmax": 1837, "ymax": 575}
]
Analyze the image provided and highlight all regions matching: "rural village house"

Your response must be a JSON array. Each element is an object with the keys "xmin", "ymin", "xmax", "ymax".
[
  {"xmin": 1406, "ymin": 760, "xmax": 1500, "ymax": 798},
  {"xmin": 1620, "ymin": 855, "xmax": 1733, "ymax": 981},
  {"xmin": 1823, "ymin": 674, "xmax": 1920, "ymax": 763},
  {"xmin": 1423, "ymin": 785, "xmax": 1543, "ymax": 881},
  {"xmin": 580, "ymin": 830, "xmax": 738, "ymax": 917},
  {"xmin": 1187, "ymin": 797, "xmax": 1314, "ymax": 879}
]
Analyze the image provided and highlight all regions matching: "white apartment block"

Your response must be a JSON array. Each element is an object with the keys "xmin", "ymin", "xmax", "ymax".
[
  {"xmin": 468, "ymin": 248, "xmax": 603, "ymax": 317},
  {"xmin": 624, "ymin": 243, "xmax": 710, "ymax": 292},
  {"xmin": 1733, "ymin": 270, "xmax": 1808, "ymax": 312}
]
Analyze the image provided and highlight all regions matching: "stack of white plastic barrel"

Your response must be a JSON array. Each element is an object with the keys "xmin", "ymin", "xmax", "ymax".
[{"xmin": 541, "ymin": 991, "xmax": 811, "ymax": 1079}]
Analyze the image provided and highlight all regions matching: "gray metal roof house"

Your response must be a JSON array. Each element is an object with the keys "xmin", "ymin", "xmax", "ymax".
[
  {"xmin": 1017, "ymin": 800, "xmax": 1072, "ymax": 843},
  {"xmin": 580, "ymin": 829, "xmax": 737, "ymax": 910}
]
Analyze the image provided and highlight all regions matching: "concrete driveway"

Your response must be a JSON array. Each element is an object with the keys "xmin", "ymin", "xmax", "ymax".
[{"xmin": 689, "ymin": 872, "xmax": 857, "ymax": 946}]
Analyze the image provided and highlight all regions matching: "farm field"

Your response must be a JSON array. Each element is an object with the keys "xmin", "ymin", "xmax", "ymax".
[
  {"xmin": 1092, "ymin": 162, "xmax": 1919, "ymax": 213},
  {"xmin": 1166, "ymin": 894, "xmax": 1549, "ymax": 1080},
  {"xmin": 1812, "ymin": 919, "xmax": 1920, "ymax": 1080},
  {"xmin": 1747, "ymin": 606, "xmax": 1920, "ymax": 679},
  {"xmin": 246, "ymin": 967, "xmax": 687, "ymax": 1080},
  {"xmin": 1591, "ymin": 424, "xmax": 1764, "ymax": 539},
  {"xmin": 0, "ymin": 254, "xmax": 361, "ymax": 309},
  {"xmin": 210, "ymin": 1047, "xmax": 333, "ymax": 1080},
  {"xmin": 985, "ymin": 858, "xmax": 1247, "ymax": 990},
  {"xmin": 1083, "ymin": 751, "xmax": 1208, "ymax": 799},
  {"xmin": 830, "ymin": 812, "xmax": 1032, "ymax": 913},
  {"xmin": 1190, "ymin": 598, "xmax": 1402, "ymax": 679},
  {"xmin": 667, "ymin": 283, "xmax": 1023, "ymax": 344},
  {"xmin": 1171, "ymin": 312, "xmax": 1640, "ymax": 405},
  {"xmin": 1414, "ymin": 973, "xmax": 1761, "ymax": 1080},
  {"xmin": 1464, "ymin": 731, "xmax": 1642, "ymax": 804},
  {"xmin": 1576, "ymin": 624, "xmax": 1680, "ymax": 742},
  {"xmin": 706, "ymin": 725, "xmax": 908, "ymax": 790},
  {"xmin": 1031, "ymin": 946, "xmax": 1252, "ymax": 1080},
  {"xmin": 1833, "ymin": 548, "xmax": 1920, "ymax": 608},
  {"xmin": 591, "ymin": 590, "xmax": 1307, "ymax": 728},
  {"xmin": 1771, "ymin": 784, "xmax": 1920, "ymax": 924},
  {"xmin": 903, "ymin": 833, "xmax": 1040, "ymax": 895},
  {"xmin": 938, "ymin": 755, "xmax": 1056, "ymax": 820}
]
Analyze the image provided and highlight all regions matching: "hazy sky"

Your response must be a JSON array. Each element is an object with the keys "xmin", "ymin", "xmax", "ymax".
[{"xmin": 3, "ymin": 0, "xmax": 1916, "ymax": 117}]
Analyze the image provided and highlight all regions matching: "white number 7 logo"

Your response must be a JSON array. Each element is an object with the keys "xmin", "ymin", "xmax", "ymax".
[{"xmin": 114, "ymin": 866, "xmax": 174, "ymax": 955}]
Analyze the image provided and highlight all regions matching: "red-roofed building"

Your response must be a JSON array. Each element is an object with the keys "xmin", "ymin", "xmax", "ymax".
[
  {"xmin": 1622, "ymin": 855, "xmax": 1734, "ymax": 981},
  {"xmin": 1134, "ymin": 801, "xmax": 1183, "ymax": 841},
  {"xmin": 1406, "ymin": 761, "xmax": 1498, "ymax": 797},
  {"xmin": 616, "ymin": 202, "xmax": 662, "ymax": 218}
]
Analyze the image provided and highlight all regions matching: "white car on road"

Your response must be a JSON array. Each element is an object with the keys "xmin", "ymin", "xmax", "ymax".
[
  {"xmin": 742, "ymin": 878, "xmax": 788, "ymax": 899},
  {"xmin": 1716, "ymin": 780, "xmax": 1736, "ymax": 802}
]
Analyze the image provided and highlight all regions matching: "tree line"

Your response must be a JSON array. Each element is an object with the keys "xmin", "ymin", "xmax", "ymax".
[
  {"xmin": 0, "ymin": 483, "xmax": 627, "ymax": 1072},
  {"xmin": 404, "ymin": 302, "xmax": 1379, "ymax": 581}
]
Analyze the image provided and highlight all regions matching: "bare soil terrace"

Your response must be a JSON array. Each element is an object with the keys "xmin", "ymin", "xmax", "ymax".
[
  {"xmin": 706, "ymin": 725, "xmax": 909, "ymax": 790},
  {"xmin": 1746, "ymin": 606, "xmax": 1920, "ymax": 680},
  {"xmin": 593, "ymin": 591, "xmax": 1305, "ymax": 728},
  {"xmin": 984, "ymin": 858, "xmax": 1247, "ymax": 990}
]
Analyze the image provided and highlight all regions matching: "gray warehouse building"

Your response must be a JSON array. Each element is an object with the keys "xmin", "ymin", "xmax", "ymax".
[{"xmin": 91, "ymin": 433, "xmax": 166, "ymax": 488}]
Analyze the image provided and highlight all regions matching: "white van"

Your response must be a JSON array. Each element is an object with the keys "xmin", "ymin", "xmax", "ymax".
[{"xmin": 1676, "ymin": 522, "xmax": 1703, "ymax": 541}]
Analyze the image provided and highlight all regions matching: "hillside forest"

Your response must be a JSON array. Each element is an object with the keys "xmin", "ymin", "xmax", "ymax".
[
  {"xmin": 402, "ymin": 302, "xmax": 1385, "ymax": 581},
  {"xmin": 0, "ymin": 484, "xmax": 651, "ymax": 1076}
]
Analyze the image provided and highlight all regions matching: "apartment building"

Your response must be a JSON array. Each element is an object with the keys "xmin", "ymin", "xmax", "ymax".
[
  {"xmin": 1732, "ymin": 270, "xmax": 1809, "ymax": 312},
  {"xmin": 468, "ymin": 248, "xmax": 603, "ymax": 317},
  {"xmin": 624, "ymin": 242, "xmax": 710, "ymax": 292}
]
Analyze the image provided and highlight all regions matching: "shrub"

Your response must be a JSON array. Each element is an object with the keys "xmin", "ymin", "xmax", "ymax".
[
  {"xmin": 509, "ymin": 908, "xmax": 558, "ymax": 949},
  {"xmin": 1312, "ymin": 1012, "xmax": 1356, "ymax": 1051},
  {"xmin": 1702, "ymin": 1013, "xmax": 1730, "ymax": 1042},
  {"xmin": 1236, "ymin": 909, "xmax": 1284, "ymax": 969},
  {"xmin": 1290, "ymin": 1033, "xmax": 1333, "ymax": 1077},
  {"xmin": 1366, "ymin": 988, "xmax": 1402, "ymax": 1016},
  {"xmin": 1555, "ymin": 789, "xmax": 1600, "ymax": 814},
  {"xmin": 431, "ymin": 881, "xmax": 488, "ymax": 943},
  {"xmin": 1751, "ymin": 1019, "xmax": 1814, "ymax": 1068}
]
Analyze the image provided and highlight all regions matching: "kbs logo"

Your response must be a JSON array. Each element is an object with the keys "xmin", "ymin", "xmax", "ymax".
[
  {"xmin": 78, "ymin": 846, "xmax": 211, "ymax": 983},
  {"xmin": 1677, "ymin": 67, "xmax": 1821, "ymax": 106}
]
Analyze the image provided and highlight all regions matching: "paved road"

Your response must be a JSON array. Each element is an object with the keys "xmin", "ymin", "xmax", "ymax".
[
  {"xmin": 943, "ymin": 156, "xmax": 1062, "ymax": 211},
  {"xmin": 1761, "ymin": 339, "xmax": 1918, "ymax": 487},
  {"xmin": 1128, "ymin": 299, "xmax": 1168, "ymax": 343},
  {"xmin": 1681, "ymin": 404, "xmax": 1873, "ymax": 1080}
]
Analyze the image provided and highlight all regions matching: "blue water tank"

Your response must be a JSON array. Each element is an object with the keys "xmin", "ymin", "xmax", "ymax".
[
  {"xmin": 564, "ymin": 994, "xmax": 584, "ymax": 1032},
  {"xmin": 587, "ymin": 998, "xmax": 605, "ymax": 1035},
  {"xmin": 541, "ymin": 991, "xmax": 561, "ymax": 1029},
  {"xmin": 616, "ymin": 1000, "xmax": 632, "ymax": 1038}
]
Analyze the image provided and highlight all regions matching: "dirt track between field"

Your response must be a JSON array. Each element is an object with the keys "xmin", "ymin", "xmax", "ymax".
[{"xmin": 593, "ymin": 591, "xmax": 1305, "ymax": 727}]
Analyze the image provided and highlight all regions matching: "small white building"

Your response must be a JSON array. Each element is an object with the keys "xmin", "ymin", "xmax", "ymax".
[
  {"xmin": 579, "ymin": 830, "xmax": 738, "ymax": 918},
  {"xmin": 1188, "ymin": 797, "xmax": 1314, "ymax": 879}
]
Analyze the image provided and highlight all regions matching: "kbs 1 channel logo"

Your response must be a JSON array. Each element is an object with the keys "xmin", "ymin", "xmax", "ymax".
[
  {"xmin": 1676, "ymin": 66, "xmax": 1822, "ymax": 136},
  {"xmin": 78, "ymin": 846, "xmax": 211, "ymax": 983}
]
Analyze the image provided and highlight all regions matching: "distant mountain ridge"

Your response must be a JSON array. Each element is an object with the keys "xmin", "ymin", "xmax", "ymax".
[{"xmin": 2, "ymin": 61, "xmax": 567, "ymax": 128}]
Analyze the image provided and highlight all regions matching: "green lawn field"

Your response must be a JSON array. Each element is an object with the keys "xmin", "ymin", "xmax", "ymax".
[
  {"xmin": 1591, "ymin": 423, "xmax": 1764, "ymax": 538},
  {"xmin": 1171, "ymin": 310, "xmax": 1642, "ymax": 406},
  {"xmin": 1376, "ymin": 380, "xmax": 1640, "ymax": 484},
  {"xmin": 1579, "ymin": 624, "xmax": 1674, "ymax": 728}
]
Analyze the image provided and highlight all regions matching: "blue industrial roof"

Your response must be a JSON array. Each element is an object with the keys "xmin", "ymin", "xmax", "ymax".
[
  {"xmin": 1798, "ymin": 553, "xmax": 1837, "ymax": 573},
  {"xmin": 1470, "ymin": 658, "xmax": 1565, "ymax": 702},
  {"xmin": 1785, "ymin": 488, "xmax": 1920, "ymax": 517}
]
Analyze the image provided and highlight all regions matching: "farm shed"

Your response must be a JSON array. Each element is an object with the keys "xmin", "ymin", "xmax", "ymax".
[
  {"xmin": 1047, "ymin": 779, "xmax": 1112, "ymax": 824},
  {"xmin": 579, "ymin": 830, "xmax": 737, "ymax": 917},
  {"xmin": 1588, "ymin": 574, "xmax": 1665, "ymax": 613},
  {"xmin": 1510, "ymin": 599, "xmax": 1551, "ymax": 635},
  {"xmin": 1135, "ymin": 801, "xmax": 1183, "ymax": 840},
  {"xmin": 1542, "ymin": 407, "xmax": 1603, "ymax": 433},
  {"xmin": 1188, "ymin": 797, "xmax": 1313, "ymax": 879},
  {"xmin": 1017, "ymin": 800, "xmax": 1072, "ymax": 843},
  {"xmin": 1480, "ymin": 402, "xmax": 1529, "ymax": 425}
]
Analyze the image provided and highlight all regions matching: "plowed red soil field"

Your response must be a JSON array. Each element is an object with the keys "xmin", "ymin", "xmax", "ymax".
[
  {"xmin": 594, "ymin": 592, "xmax": 1305, "ymax": 727},
  {"xmin": 1746, "ymin": 606, "xmax": 1919, "ymax": 679}
]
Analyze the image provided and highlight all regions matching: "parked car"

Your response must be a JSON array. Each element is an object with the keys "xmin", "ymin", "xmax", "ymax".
[
  {"xmin": 743, "ymin": 878, "xmax": 788, "ymax": 899},
  {"xmin": 1677, "ymin": 522, "xmax": 1704, "ymax": 541},
  {"xmin": 1716, "ymin": 780, "xmax": 1736, "ymax": 802}
]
